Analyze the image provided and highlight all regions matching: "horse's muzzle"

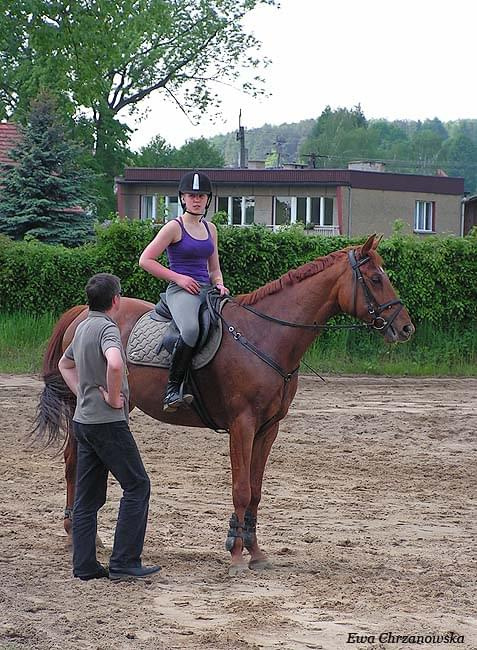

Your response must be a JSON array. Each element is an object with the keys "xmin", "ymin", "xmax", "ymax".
[{"xmin": 384, "ymin": 321, "xmax": 415, "ymax": 343}]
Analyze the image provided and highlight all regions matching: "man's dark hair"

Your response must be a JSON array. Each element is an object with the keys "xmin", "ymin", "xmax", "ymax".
[{"xmin": 86, "ymin": 273, "xmax": 121, "ymax": 311}]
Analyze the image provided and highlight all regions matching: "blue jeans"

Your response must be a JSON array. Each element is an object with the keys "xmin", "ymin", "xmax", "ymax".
[{"xmin": 72, "ymin": 420, "xmax": 151, "ymax": 577}]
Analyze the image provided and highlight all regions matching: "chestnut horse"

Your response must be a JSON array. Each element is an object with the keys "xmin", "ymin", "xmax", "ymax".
[{"xmin": 33, "ymin": 235, "xmax": 414, "ymax": 574}]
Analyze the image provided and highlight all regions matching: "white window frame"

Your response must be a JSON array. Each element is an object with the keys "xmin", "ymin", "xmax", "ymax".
[
  {"xmin": 414, "ymin": 200, "xmax": 435, "ymax": 233},
  {"xmin": 163, "ymin": 196, "xmax": 179, "ymax": 222},
  {"xmin": 216, "ymin": 196, "xmax": 255, "ymax": 225},
  {"xmin": 140, "ymin": 195, "xmax": 156, "ymax": 220},
  {"xmin": 273, "ymin": 196, "xmax": 335, "ymax": 229}
]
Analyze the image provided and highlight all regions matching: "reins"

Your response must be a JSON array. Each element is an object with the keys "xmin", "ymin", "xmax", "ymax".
[{"xmin": 226, "ymin": 297, "xmax": 367, "ymax": 331}]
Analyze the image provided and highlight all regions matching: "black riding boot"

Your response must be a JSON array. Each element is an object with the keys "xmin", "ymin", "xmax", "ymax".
[{"xmin": 163, "ymin": 337, "xmax": 195, "ymax": 412}]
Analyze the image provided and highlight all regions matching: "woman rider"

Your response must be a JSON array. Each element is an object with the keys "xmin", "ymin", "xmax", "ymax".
[{"xmin": 139, "ymin": 171, "xmax": 229, "ymax": 412}]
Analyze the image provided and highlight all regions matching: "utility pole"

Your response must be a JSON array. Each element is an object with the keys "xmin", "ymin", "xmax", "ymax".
[
  {"xmin": 303, "ymin": 152, "xmax": 328, "ymax": 168},
  {"xmin": 236, "ymin": 110, "xmax": 247, "ymax": 168},
  {"xmin": 274, "ymin": 138, "xmax": 285, "ymax": 167}
]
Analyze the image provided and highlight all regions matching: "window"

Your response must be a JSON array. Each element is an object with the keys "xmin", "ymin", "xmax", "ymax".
[
  {"xmin": 414, "ymin": 201, "xmax": 435, "ymax": 232},
  {"xmin": 141, "ymin": 195, "xmax": 179, "ymax": 221},
  {"xmin": 274, "ymin": 196, "xmax": 334, "ymax": 227},
  {"xmin": 163, "ymin": 196, "xmax": 179, "ymax": 221},
  {"xmin": 296, "ymin": 197, "xmax": 307, "ymax": 224},
  {"xmin": 216, "ymin": 196, "xmax": 255, "ymax": 225},
  {"xmin": 140, "ymin": 195, "xmax": 154, "ymax": 220},
  {"xmin": 232, "ymin": 197, "xmax": 242, "ymax": 225},
  {"xmin": 310, "ymin": 197, "xmax": 333, "ymax": 226},
  {"xmin": 275, "ymin": 197, "xmax": 292, "ymax": 225}
]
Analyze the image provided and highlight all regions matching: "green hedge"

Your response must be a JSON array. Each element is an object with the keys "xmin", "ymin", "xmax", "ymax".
[{"xmin": 0, "ymin": 222, "xmax": 475, "ymax": 327}]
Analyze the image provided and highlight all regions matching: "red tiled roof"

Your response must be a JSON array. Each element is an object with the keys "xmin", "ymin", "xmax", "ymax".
[
  {"xmin": 118, "ymin": 166, "xmax": 464, "ymax": 196},
  {"xmin": 0, "ymin": 123, "xmax": 22, "ymax": 165}
]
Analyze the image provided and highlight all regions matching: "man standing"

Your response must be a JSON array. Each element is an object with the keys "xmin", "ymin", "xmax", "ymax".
[{"xmin": 58, "ymin": 273, "xmax": 160, "ymax": 581}]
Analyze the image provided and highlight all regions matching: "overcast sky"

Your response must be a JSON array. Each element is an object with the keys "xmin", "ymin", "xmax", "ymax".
[{"xmin": 127, "ymin": 0, "xmax": 475, "ymax": 151}]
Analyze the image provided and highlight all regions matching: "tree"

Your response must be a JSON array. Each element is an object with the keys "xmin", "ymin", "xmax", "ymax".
[
  {"xmin": 133, "ymin": 135, "xmax": 176, "ymax": 167},
  {"xmin": 0, "ymin": 92, "xmax": 97, "ymax": 246},
  {"xmin": 299, "ymin": 105, "xmax": 369, "ymax": 167},
  {"xmin": 441, "ymin": 134, "xmax": 477, "ymax": 193},
  {"xmin": 0, "ymin": 0, "xmax": 275, "ymax": 213},
  {"xmin": 173, "ymin": 138, "xmax": 224, "ymax": 168},
  {"xmin": 133, "ymin": 135, "xmax": 224, "ymax": 168}
]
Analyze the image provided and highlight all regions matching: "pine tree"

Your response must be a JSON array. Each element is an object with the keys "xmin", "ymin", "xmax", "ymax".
[{"xmin": 0, "ymin": 92, "xmax": 97, "ymax": 246}]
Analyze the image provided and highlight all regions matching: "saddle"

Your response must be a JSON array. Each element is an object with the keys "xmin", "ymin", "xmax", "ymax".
[
  {"xmin": 126, "ymin": 287, "xmax": 224, "ymax": 370},
  {"xmin": 126, "ymin": 287, "xmax": 228, "ymax": 433},
  {"xmin": 151, "ymin": 286, "xmax": 220, "ymax": 356}
]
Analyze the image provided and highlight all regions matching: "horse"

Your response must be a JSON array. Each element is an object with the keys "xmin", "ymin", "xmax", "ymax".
[{"xmin": 32, "ymin": 234, "xmax": 414, "ymax": 575}]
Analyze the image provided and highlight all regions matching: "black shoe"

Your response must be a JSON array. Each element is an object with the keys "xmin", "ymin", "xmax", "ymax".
[
  {"xmin": 109, "ymin": 565, "xmax": 161, "ymax": 581},
  {"xmin": 76, "ymin": 565, "xmax": 109, "ymax": 581}
]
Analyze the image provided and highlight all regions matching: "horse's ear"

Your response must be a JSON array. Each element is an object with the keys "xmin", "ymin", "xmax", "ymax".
[
  {"xmin": 375, "ymin": 234, "xmax": 384, "ymax": 248},
  {"xmin": 361, "ymin": 234, "xmax": 376, "ymax": 256}
]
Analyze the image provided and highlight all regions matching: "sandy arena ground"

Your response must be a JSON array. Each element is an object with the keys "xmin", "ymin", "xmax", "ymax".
[{"xmin": 0, "ymin": 373, "xmax": 476, "ymax": 650}]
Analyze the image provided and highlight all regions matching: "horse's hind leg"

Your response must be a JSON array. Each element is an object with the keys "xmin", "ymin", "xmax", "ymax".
[{"xmin": 245, "ymin": 422, "xmax": 279, "ymax": 570}]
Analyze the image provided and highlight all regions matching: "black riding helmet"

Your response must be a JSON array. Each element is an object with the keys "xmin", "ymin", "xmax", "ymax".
[{"xmin": 178, "ymin": 171, "xmax": 213, "ymax": 217}]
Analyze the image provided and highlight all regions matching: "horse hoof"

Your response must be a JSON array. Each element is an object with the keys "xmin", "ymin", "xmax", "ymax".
[
  {"xmin": 228, "ymin": 563, "xmax": 248, "ymax": 577},
  {"xmin": 249, "ymin": 558, "xmax": 273, "ymax": 571}
]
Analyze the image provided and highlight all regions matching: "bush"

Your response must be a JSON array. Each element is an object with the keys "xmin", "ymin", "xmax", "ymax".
[{"xmin": 0, "ymin": 220, "xmax": 475, "ymax": 329}]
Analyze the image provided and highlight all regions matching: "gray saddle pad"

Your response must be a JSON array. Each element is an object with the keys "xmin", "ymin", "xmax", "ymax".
[{"xmin": 126, "ymin": 311, "xmax": 223, "ymax": 369}]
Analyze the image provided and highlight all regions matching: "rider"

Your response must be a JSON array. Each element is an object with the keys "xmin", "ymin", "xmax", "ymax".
[{"xmin": 139, "ymin": 171, "xmax": 229, "ymax": 412}]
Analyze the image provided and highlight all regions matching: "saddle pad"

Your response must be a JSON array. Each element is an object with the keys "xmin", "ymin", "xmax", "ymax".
[{"xmin": 126, "ymin": 311, "xmax": 223, "ymax": 370}]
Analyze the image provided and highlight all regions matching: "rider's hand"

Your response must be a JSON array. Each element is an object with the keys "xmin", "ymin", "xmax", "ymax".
[
  {"xmin": 176, "ymin": 274, "xmax": 201, "ymax": 294},
  {"xmin": 99, "ymin": 386, "xmax": 125, "ymax": 409},
  {"xmin": 216, "ymin": 283, "xmax": 230, "ymax": 297}
]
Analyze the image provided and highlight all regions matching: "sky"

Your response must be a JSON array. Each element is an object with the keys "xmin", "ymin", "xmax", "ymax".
[{"xmin": 127, "ymin": 0, "xmax": 476, "ymax": 151}]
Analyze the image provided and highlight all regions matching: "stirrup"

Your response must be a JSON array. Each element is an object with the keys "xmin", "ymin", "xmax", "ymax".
[{"xmin": 163, "ymin": 382, "xmax": 193, "ymax": 412}]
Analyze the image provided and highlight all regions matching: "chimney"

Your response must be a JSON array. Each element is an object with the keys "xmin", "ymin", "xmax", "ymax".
[{"xmin": 348, "ymin": 160, "xmax": 386, "ymax": 172}]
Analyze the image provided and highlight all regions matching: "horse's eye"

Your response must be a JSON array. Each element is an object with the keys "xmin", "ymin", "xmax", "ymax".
[{"xmin": 371, "ymin": 274, "xmax": 382, "ymax": 285}]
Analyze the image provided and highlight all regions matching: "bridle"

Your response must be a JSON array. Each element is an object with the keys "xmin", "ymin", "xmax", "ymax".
[{"xmin": 347, "ymin": 249, "xmax": 403, "ymax": 334}]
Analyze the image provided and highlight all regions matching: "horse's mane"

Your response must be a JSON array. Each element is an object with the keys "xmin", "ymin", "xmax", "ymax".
[{"xmin": 236, "ymin": 246, "xmax": 383, "ymax": 306}]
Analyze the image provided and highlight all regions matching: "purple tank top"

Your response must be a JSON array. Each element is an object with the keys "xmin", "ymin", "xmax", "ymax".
[{"xmin": 167, "ymin": 217, "xmax": 215, "ymax": 284}]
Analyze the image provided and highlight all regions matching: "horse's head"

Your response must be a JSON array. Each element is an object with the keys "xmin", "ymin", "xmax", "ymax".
[{"xmin": 338, "ymin": 234, "xmax": 415, "ymax": 343}]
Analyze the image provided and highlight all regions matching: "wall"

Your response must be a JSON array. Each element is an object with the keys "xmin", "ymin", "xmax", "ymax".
[
  {"xmin": 117, "ymin": 181, "xmax": 461, "ymax": 237},
  {"xmin": 349, "ymin": 188, "xmax": 461, "ymax": 237}
]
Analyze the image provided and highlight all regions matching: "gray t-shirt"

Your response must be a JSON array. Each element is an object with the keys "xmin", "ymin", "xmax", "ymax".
[{"xmin": 64, "ymin": 311, "xmax": 129, "ymax": 424}]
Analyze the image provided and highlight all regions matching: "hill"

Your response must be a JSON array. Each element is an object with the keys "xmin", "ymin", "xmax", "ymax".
[{"xmin": 207, "ymin": 109, "xmax": 477, "ymax": 193}]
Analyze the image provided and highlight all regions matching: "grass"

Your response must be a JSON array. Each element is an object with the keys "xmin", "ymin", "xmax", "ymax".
[
  {"xmin": 303, "ymin": 321, "xmax": 477, "ymax": 377},
  {"xmin": 0, "ymin": 312, "xmax": 56, "ymax": 373},
  {"xmin": 0, "ymin": 312, "xmax": 475, "ymax": 377}
]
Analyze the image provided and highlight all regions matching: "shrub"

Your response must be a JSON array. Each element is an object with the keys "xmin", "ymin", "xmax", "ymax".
[{"xmin": 0, "ymin": 220, "xmax": 475, "ymax": 328}]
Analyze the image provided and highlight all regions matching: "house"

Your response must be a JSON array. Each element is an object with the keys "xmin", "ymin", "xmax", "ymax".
[
  {"xmin": 115, "ymin": 162, "xmax": 465, "ymax": 237},
  {"xmin": 0, "ymin": 122, "xmax": 21, "ymax": 168},
  {"xmin": 462, "ymin": 194, "xmax": 477, "ymax": 235}
]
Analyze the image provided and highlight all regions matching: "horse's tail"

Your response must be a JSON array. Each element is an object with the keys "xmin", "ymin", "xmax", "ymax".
[{"xmin": 31, "ymin": 305, "xmax": 86, "ymax": 447}]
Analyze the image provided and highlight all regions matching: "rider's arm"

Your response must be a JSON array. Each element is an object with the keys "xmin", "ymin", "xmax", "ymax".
[
  {"xmin": 139, "ymin": 220, "xmax": 184, "ymax": 283},
  {"xmin": 207, "ymin": 222, "xmax": 229, "ymax": 296},
  {"xmin": 139, "ymin": 220, "xmax": 201, "ymax": 294}
]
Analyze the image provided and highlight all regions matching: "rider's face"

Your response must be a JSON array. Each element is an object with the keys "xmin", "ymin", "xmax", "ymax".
[{"xmin": 183, "ymin": 193, "xmax": 208, "ymax": 213}]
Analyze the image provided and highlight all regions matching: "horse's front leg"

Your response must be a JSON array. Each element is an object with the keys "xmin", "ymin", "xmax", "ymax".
[
  {"xmin": 63, "ymin": 431, "xmax": 76, "ymax": 542},
  {"xmin": 225, "ymin": 415, "xmax": 256, "ymax": 576},
  {"xmin": 244, "ymin": 421, "xmax": 280, "ymax": 570}
]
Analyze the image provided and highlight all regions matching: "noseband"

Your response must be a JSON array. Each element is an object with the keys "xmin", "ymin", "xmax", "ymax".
[{"xmin": 347, "ymin": 250, "xmax": 403, "ymax": 333}]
